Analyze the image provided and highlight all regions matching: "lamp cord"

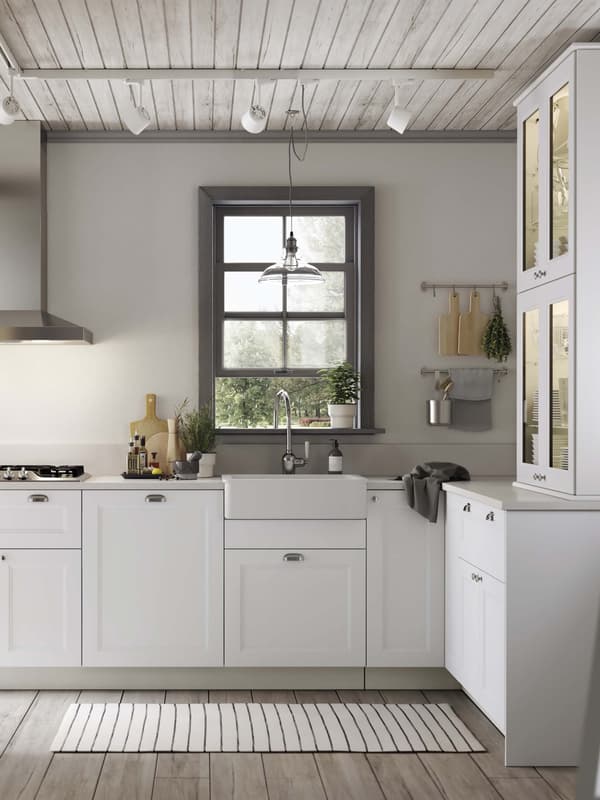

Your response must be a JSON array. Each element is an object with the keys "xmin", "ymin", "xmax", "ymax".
[{"xmin": 287, "ymin": 84, "xmax": 309, "ymax": 234}]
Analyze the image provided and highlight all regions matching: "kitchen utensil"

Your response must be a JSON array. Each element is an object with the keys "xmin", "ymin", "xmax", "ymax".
[
  {"xmin": 458, "ymin": 290, "xmax": 489, "ymax": 355},
  {"xmin": 130, "ymin": 394, "xmax": 169, "ymax": 471},
  {"xmin": 438, "ymin": 291, "xmax": 460, "ymax": 355},
  {"xmin": 438, "ymin": 376, "xmax": 454, "ymax": 400}
]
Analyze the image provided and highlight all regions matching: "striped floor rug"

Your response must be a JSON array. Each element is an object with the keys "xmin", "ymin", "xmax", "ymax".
[{"xmin": 51, "ymin": 702, "xmax": 485, "ymax": 753}]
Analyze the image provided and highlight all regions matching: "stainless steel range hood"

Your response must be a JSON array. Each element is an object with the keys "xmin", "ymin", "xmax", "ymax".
[{"xmin": 0, "ymin": 122, "xmax": 92, "ymax": 343}]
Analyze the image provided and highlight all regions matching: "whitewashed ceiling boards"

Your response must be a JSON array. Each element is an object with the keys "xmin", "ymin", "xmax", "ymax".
[{"xmin": 0, "ymin": 0, "xmax": 598, "ymax": 135}]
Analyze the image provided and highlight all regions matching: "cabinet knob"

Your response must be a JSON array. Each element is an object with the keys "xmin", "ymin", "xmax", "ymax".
[
  {"xmin": 283, "ymin": 553, "xmax": 304, "ymax": 562},
  {"xmin": 463, "ymin": 503, "xmax": 471, "ymax": 512},
  {"xmin": 371, "ymin": 495, "xmax": 378, "ymax": 503},
  {"xmin": 28, "ymin": 494, "xmax": 48, "ymax": 503},
  {"xmin": 145, "ymin": 494, "xmax": 166, "ymax": 503},
  {"xmin": 1, "ymin": 555, "xmax": 5, "ymax": 561},
  {"xmin": 485, "ymin": 511, "xmax": 495, "ymax": 521}
]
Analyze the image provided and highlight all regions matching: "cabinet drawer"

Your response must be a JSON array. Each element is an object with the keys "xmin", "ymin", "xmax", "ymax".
[
  {"xmin": 225, "ymin": 549, "xmax": 365, "ymax": 667},
  {"xmin": 0, "ymin": 491, "xmax": 81, "ymax": 548},
  {"xmin": 225, "ymin": 519, "xmax": 365, "ymax": 549},
  {"xmin": 460, "ymin": 500, "xmax": 505, "ymax": 582}
]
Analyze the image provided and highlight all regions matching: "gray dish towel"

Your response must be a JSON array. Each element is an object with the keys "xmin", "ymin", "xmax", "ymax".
[
  {"xmin": 448, "ymin": 368, "xmax": 494, "ymax": 432},
  {"xmin": 402, "ymin": 462, "xmax": 471, "ymax": 523}
]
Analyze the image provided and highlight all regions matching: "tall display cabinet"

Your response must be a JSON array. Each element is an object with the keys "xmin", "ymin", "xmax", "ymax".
[{"xmin": 515, "ymin": 44, "xmax": 600, "ymax": 496}]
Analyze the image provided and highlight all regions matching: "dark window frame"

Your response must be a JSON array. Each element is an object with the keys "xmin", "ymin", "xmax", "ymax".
[{"xmin": 199, "ymin": 186, "xmax": 376, "ymax": 431}]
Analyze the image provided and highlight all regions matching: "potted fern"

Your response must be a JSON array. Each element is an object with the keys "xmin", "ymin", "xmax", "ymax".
[{"xmin": 319, "ymin": 362, "xmax": 360, "ymax": 429}]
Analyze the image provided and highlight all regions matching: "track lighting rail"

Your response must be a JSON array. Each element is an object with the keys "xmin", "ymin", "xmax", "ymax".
[{"xmin": 15, "ymin": 67, "xmax": 496, "ymax": 82}]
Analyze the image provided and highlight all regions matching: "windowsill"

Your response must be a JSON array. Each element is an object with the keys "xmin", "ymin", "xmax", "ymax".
[{"xmin": 216, "ymin": 427, "xmax": 385, "ymax": 441}]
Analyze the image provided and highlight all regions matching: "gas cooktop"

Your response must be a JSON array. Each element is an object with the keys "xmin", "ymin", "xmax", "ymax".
[{"xmin": 0, "ymin": 465, "xmax": 88, "ymax": 482}]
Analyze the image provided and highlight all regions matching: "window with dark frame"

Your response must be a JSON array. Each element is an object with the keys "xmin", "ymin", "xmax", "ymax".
[{"xmin": 198, "ymin": 187, "xmax": 375, "ymax": 433}]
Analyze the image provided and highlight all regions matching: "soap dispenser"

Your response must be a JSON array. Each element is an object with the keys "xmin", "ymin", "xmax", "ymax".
[{"xmin": 328, "ymin": 439, "xmax": 343, "ymax": 474}]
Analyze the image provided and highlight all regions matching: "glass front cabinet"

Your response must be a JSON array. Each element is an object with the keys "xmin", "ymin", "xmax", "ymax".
[
  {"xmin": 515, "ymin": 45, "xmax": 600, "ymax": 495},
  {"xmin": 517, "ymin": 54, "xmax": 574, "ymax": 292},
  {"xmin": 517, "ymin": 276, "xmax": 574, "ymax": 494}
]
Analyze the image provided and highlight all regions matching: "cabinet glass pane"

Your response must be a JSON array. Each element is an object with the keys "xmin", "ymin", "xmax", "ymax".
[
  {"xmin": 523, "ymin": 310, "xmax": 540, "ymax": 465},
  {"xmin": 523, "ymin": 110, "xmax": 540, "ymax": 271},
  {"xmin": 550, "ymin": 300, "xmax": 569, "ymax": 470},
  {"xmin": 550, "ymin": 85, "xmax": 569, "ymax": 260}
]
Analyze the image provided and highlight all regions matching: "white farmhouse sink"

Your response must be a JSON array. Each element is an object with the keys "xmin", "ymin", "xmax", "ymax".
[{"xmin": 222, "ymin": 474, "xmax": 367, "ymax": 519}]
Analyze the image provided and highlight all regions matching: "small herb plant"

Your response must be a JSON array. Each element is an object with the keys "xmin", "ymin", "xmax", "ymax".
[
  {"xmin": 482, "ymin": 295, "xmax": 512, "ymax": 363},
  {"xmin": 175, "ymin": 399, "xmax": 216, "ymax": 454},
  {"xmin": 319, "ymin": 362, "xmax": 360, "ymax": 404}
]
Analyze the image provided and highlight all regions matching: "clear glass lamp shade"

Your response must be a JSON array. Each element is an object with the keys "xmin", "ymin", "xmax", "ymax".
[
  {"xmin": 241, "ymin": 105, "xmax": 267, "ymax": 134},
  {"xmin": 259, "ymin": 233, "xmax": 325, "ymax": 283}
]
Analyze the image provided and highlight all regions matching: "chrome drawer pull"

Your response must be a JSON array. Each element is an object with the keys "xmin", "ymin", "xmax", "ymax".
[
  {"xmin": 145, "ymin": 494, "xmax": 166, "ymax": 503},
  {"xmin": 28, "ymin": 494, "xmax": 48, "ymax": 503},
  {"xmin": 485, "ymin": 511, "xmax": 495, "ymax": 521},
  {"xmin": 283, "ymin": 553, "xmax": 304, "ymax": 562},
  {"xmin": 463, "ymin": 503, "xmax": 471, "ymax": 512}
]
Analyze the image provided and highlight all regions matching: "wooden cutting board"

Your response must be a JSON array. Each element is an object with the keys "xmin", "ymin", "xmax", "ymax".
[
  {"xmin": 458, "ymin": 290, "xmax": 489, "ymax": 356},
  {"xmin": 130, "ymin": 394, "xmax": 170, "ymax": 472},
  {"xmin": 438, "ymin": 291, "xmax": 460, "ymax": 355}
]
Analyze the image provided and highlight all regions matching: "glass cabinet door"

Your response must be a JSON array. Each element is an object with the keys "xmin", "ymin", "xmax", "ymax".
[
  {"xmin": 522, "ymin": 309, "xmax": 540, "ymax": 466},
  {"xmin": 523, "ymin": 110, "xmax": 540, "ymax": 274},
  {"xmin": 549, "ymin": 299, "xmax": 569, "ymax": 472}
]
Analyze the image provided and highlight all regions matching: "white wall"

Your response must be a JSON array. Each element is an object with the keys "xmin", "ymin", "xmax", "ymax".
[{"xmin": 0, "ymin": 140, "xmax": 516, "ymax": 475}]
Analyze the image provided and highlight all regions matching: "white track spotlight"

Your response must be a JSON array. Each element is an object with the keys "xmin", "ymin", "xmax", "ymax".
[
  {"xmin": 387, "ymin": 83, "xmax": 412, "ymax": 134},
  {"xmin": 123, "ymin": 80, "xmax": 150, "ymax": 135},
  {"xmin": 241, "ymin": 81, "xmax": 267, "ymax": 134},
  {"xmin": 0, "ymin": 72, "xmax": 20, "ymax": 125}
]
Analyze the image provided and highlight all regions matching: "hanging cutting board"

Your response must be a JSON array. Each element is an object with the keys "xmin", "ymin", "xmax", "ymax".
[
  {"xmin": 438, "ymin": 291, "xmax": 460, "ymax": 355},
  {"xmin": 458, "ymin": 290, "xmax": 489, "ymax": 355},
  {"xmin": 130, "ymin": 394, "xmax": 169, "ymax": 470}
]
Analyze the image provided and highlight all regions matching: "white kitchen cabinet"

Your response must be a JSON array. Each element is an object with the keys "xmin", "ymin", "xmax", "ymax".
[
  {"xmin": 515, "ymin": 45, "xmax": 600, "ymax": 496},
  {"xmin": 459, "ymin": 559, "xmax": 505, "ymax": 732},
  {"xmin": 225, "ymin": 548, "xmax": 365, "ymax": 667},
  {"xmin": 83, "ymin": 490, "xmax": 223, "ymax": 667},
  {"xmin": 0, "ymin": 549, "xmax": 81, "ymax": 666},
  {"xmin": 366, "ymin": 490, "xmax": 444, "ymax": 667},
  {"xmin": 0, "ymin": 490, "xmax": 81, "ymax": 548}
]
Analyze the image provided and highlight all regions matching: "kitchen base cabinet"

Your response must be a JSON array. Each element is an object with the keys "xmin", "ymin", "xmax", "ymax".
[
  {"xmin": 367, "ymin": 490, "xmax": 444, "ymax": 667},
  {"xmin": 0, "ymin": 549, "xmax": 81, "ymax": 667},
  {"xmin": 83, "ymin": 491, "xmax": 223, "ymax": 667},
  {"xmin": 445, "ymin": 484, "xmax": 600, "ymax": 766},
  {"xmin": 225, "ymin": 549, "xmax": 365, "ymax": 667}
]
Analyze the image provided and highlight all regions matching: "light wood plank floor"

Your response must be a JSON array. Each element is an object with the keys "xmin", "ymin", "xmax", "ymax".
[{"xmin": 0, "ymin": 689, "xmax": 576, "ymax": 800}]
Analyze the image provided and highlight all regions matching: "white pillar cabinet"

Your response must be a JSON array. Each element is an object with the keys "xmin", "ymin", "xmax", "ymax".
[
  {"xmin": 366, "ymin": 490, "xmax": 444, "ymax": 667},
  {"xmin": 515, "ymin": 45, "xmax": 600, "ymax": 495},
  {"xmin": 83, "ymin": 490, "xmax": 223, "ymax": 667}
]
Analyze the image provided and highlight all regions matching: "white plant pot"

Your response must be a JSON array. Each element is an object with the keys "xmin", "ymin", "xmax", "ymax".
[
  {"xmin": 327, "ymin": 403, "xmax": 356, "ymax": 429},
  {"xmin": 197, "ymin": 452, "xmax": 216, "ymax": 478}
]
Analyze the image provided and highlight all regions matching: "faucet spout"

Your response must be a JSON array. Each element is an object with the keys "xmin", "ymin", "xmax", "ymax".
[{"xmin": 273, "ymin": 388, "xmax": 309, "ymax": 474}]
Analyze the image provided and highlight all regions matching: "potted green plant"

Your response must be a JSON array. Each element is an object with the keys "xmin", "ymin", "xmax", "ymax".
[
  {"xmin": 175, "ymin": 400, "xmax": 217, "ymax": 477},
  {"xmin": 319, "ymin": 362, "xmax": 360, "ymax": 429}
]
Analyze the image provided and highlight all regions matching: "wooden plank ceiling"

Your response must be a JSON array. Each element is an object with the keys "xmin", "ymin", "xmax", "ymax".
[{"xmin": 0, "ymin": 0, "xmax": 599, "ymax": 133}]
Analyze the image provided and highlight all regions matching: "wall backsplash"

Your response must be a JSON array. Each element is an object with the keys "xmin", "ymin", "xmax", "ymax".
[{"xmin": 0, "ymin": 140, "xmax": 516, "ymax": 477}]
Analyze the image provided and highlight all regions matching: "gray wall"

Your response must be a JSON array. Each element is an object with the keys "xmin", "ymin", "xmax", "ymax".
[{"xmin": 0, "ymin": 140, "xmax": 516, "ymax": 476}]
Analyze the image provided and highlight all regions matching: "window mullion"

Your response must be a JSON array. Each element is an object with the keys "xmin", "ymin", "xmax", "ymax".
[{"xmin": 282, "ymin": 272, "xmax": 288, "ymax": 370}]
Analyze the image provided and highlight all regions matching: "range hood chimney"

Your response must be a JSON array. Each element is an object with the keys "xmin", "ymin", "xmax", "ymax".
[{"xmin": 0, "ymin": 121, "xmax": 92, "ymax": 343}]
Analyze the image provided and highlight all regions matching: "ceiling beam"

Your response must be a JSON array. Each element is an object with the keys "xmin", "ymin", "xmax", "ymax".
[{"xmin": 18, "ymin": 67, "xmax": 496, "ymax": 82}]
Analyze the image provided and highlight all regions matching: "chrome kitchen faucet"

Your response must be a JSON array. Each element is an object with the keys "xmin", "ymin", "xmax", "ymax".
[{"xmin": 273, "ymin": 389, "xmax": 310, "ymax": 474}]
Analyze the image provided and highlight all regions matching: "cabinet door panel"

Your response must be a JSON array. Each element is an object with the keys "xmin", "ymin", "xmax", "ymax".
[
  {"xmin": 83, "ymin": 491, "xmax": 223, "ymax": 667},
  {"xmin": 445, "ymin": 494, "xmax": 465, "ymax": 681},
  {"xmin": 0, "ymin": 549, "xmax": 81, "ymax": 666},
  {"xmin": 460, "ymin": 560, "xmax": 483, "ymax": 699},
  {"xmin": 225, "ymin": 549, "xmax": 365, "ymax": 667},
  {"xmin": 481, "ymin": 572, "xmax": 506, "ymax": 732},
  {"xmin": 367, "ymin": 491, "xmax": 444, "ymax": 667}
]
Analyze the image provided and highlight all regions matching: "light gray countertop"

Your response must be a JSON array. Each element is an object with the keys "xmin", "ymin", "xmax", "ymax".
[{"xmin": 442, "ymin": 478, "xmax": 600, "ymax": 511}]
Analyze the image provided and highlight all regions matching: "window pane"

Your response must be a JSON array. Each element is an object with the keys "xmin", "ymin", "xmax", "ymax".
[
  {"xmin": 224, "ymin": 216, "xmax": 282, "ymax": 262},
  {"xmin": 550, "ymin": 84, "xmax": 569, "ymax": 260},
  {"xmin": 287, "ymin": 271, "xmax": 345, "ymax": 312},
  {"xmin": 285, "ymin": 216, "xmax": 345, "ymax": 263},
  {"xmin": 224, "ymin": 272, "xmax": 282, "ymax": 312},
  {"xmin": 223, "ymin": 320, "xmax": 282, "ymax": 369},
  {"xmin": 287, "ymin": 320, "xmax": 346, "ymax": 368},
  {"xmin": 215, "ymin": 376, "xmax": 330, "ymax": 429}
]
